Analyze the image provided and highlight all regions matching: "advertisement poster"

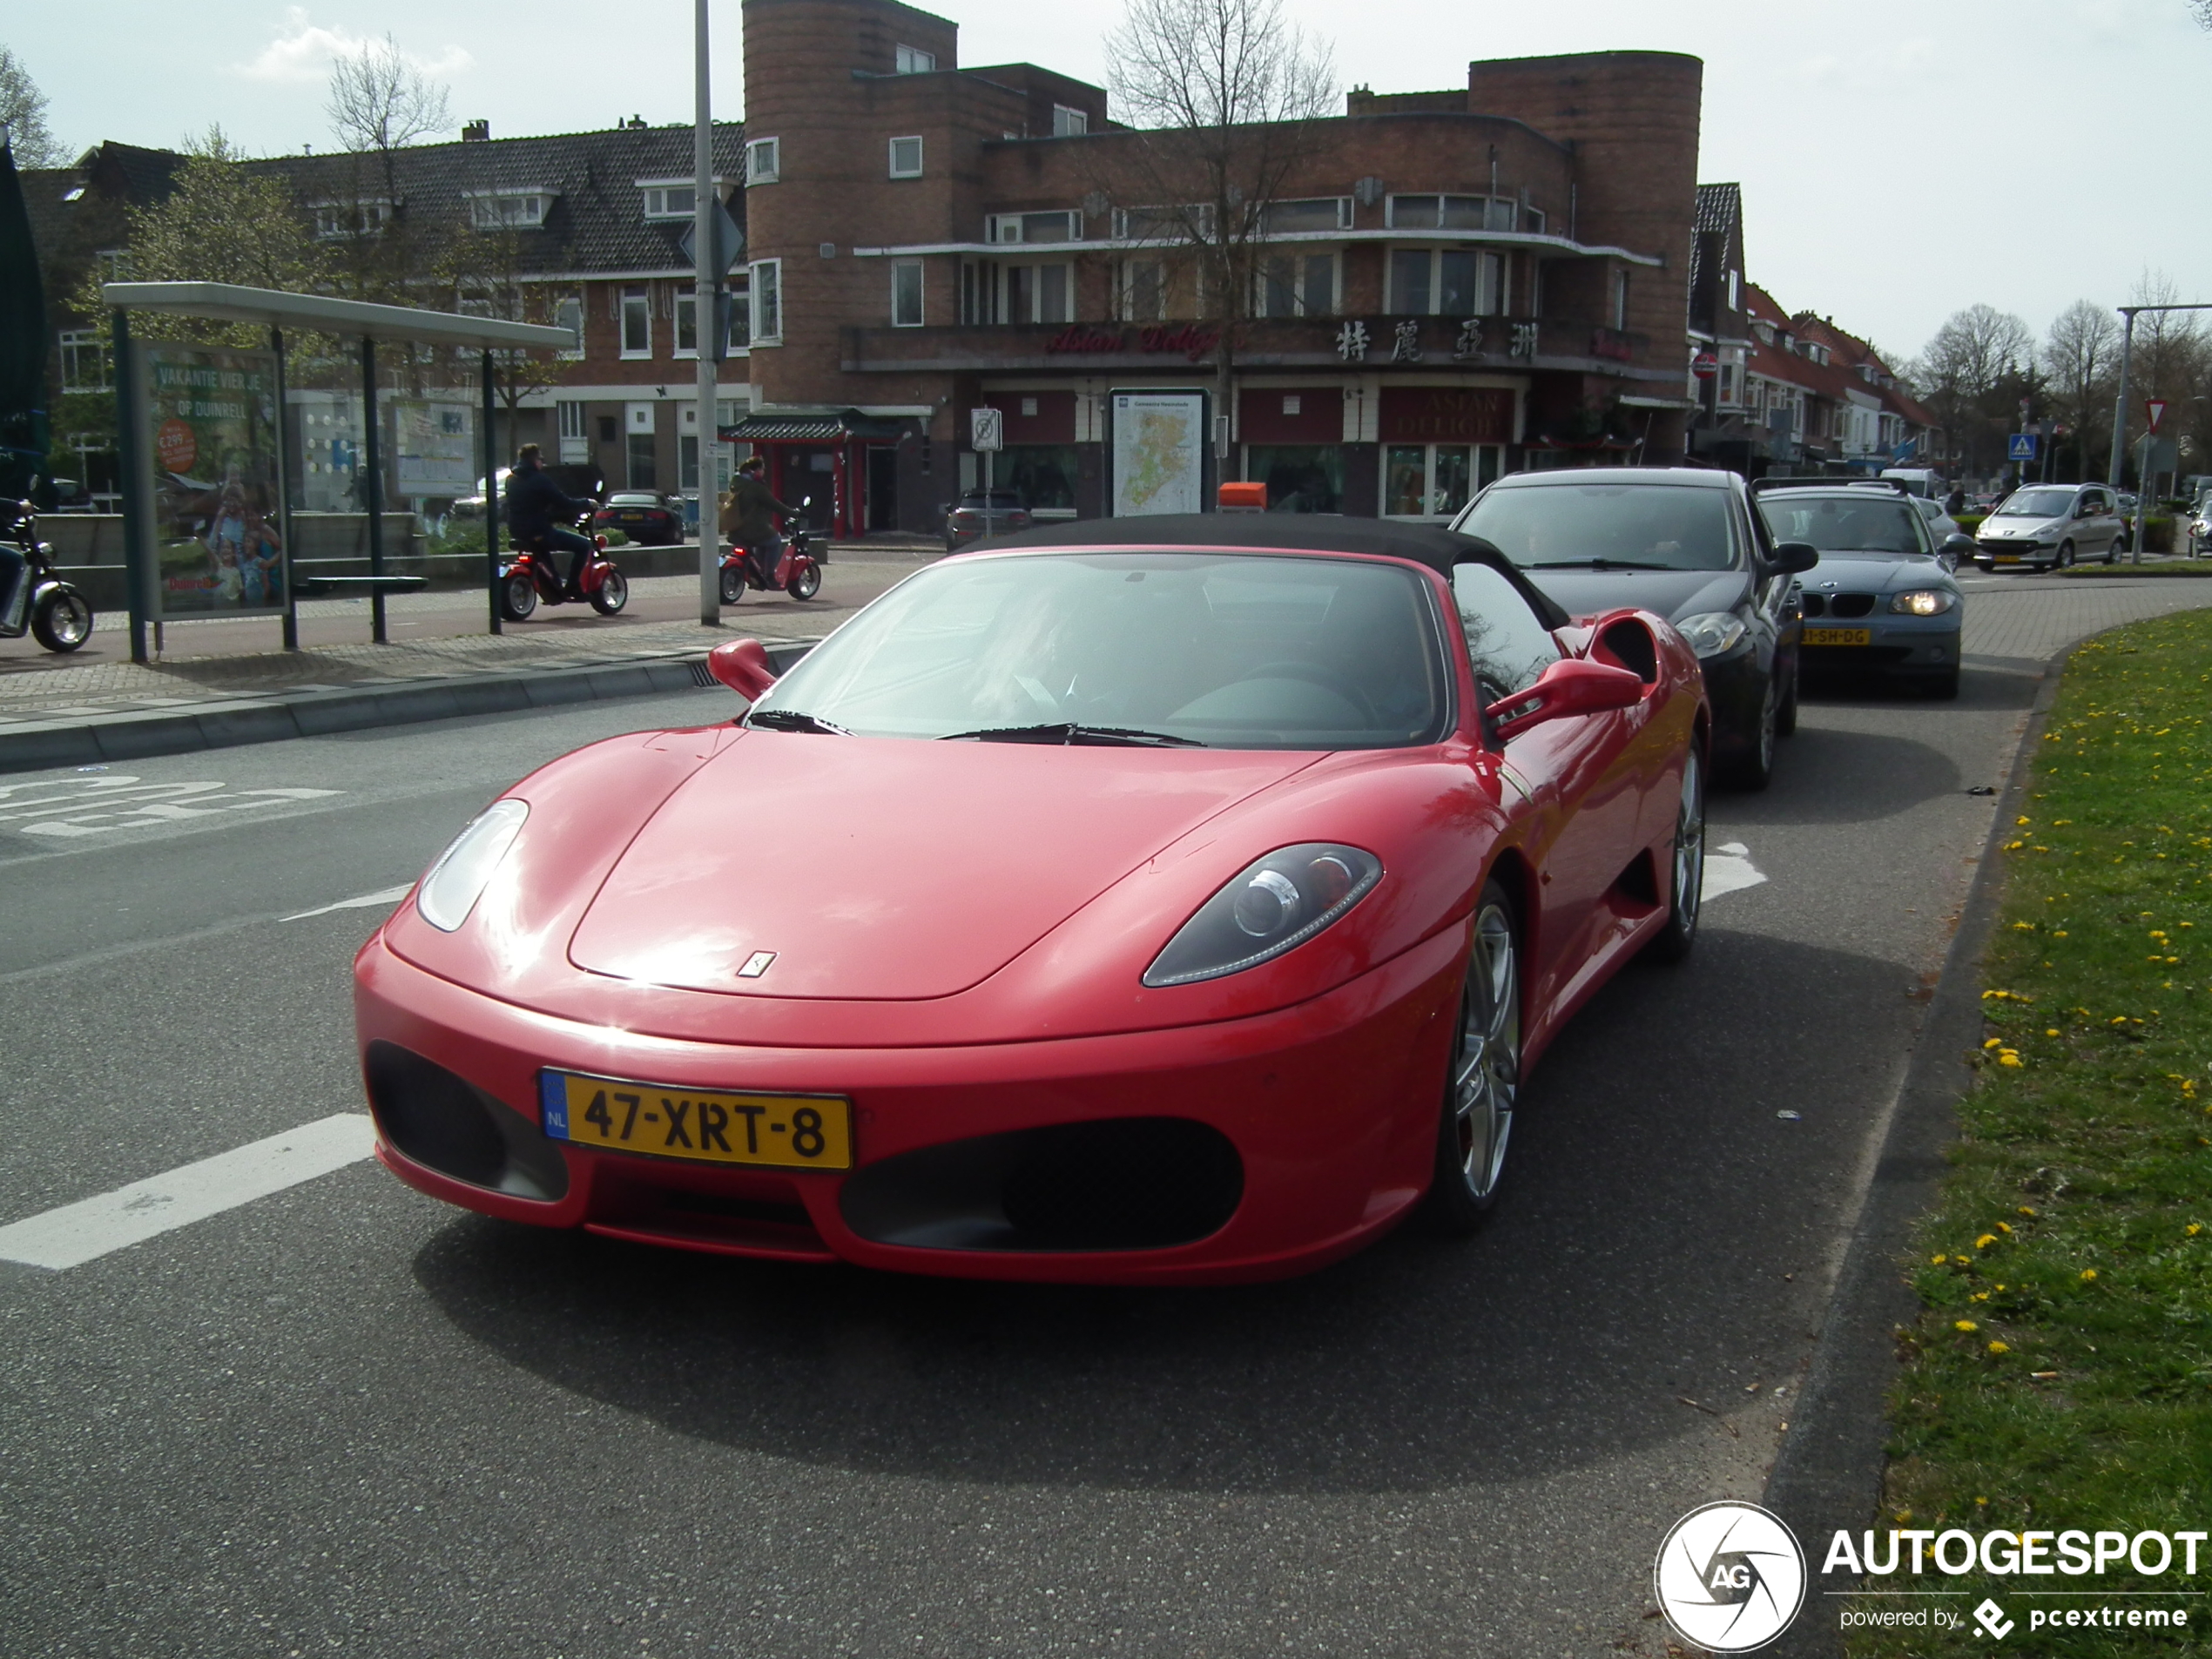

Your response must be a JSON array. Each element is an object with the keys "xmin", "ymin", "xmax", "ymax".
[
  {"xmin": 140, "ymin": 345, "xmax": 287, "ymax": 617},
  {"xmin": 1110, "ymin": 391, "xmax": 1204, "ymax": 516},
  {"xmin": 393, "ymin": 399, "xmax": 476, "ymax": 501}
]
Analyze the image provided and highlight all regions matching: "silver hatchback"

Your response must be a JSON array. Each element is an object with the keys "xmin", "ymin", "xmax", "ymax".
[{"xmin": 1973, "ymin": 483, "xmax": 2123, "ymax": 571}]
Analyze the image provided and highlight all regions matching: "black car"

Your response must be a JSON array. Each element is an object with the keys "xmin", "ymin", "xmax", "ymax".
[
  {"xmin": 594, "ymin": 491, "xmax": 685, "ymax": 546},
  {"xmin": 1453, "ymin": 467, "xmax": 1815, "ymax": 788},
  {"xmin": 944, "ymin": 489, "xmax": 1033, "ymax": 550}
]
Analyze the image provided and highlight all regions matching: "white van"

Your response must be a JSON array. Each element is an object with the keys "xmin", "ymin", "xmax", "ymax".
[{"xmin": 1879, "ymin": 468, "xmax": 1945, "ymax": 500}]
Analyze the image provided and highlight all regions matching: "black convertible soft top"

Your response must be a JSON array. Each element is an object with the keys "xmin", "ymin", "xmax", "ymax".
[{"xmin": 981, "ymin": 513, "xmax": 1569, "ymax": 630}]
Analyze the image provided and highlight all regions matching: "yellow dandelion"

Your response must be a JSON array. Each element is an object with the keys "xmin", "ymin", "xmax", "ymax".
[
  {"xmin": 1997, "ymin": 1222, "xmax": 2013, "ymax": 1234},
  {"xmin": 2045, "ymin": 1028, "xmax": 2060, "ymax": 1036},
  {"xmin": 1972, "ymin": 1291, "xmax": 1990, "ymax": 1302},
  {"xmin": 1976, "ymin": 1234, "xmax": 1998, "ymax": 1249},
  {"xmin": 1999, "ymin": 1053, "xmax": 2023, "ymax": 1068},
  {"xmin": 2189, "ymin": 1224, "xmax": 2203, "ymax": 1237},
  {"xmin": 1954, "ymin": 1255, "xmax": 1971, "ymax": 1265},
  {"xmin": 2019, "ymin": 1206, "xmax": 2037, "ymax": 1217},
  {"xmin": 1955, "ymin": 1319, "xmax": 1979, "ymax": 1332},
  {"xmin": 1984, "ymin": 1037, "xmax": 2004, "ymax": 1049},
  {"xmin": 1932, "ymin": 1253, "xmax": 1947, "ymax": 1264},
  {"xmin": 1987, "ymin": 1341, "xmax": 2009, "ymax": 1355},
  {"xmin": 2080, "ymin": 1269, "xmax": 2098, "ymax": 1282}
]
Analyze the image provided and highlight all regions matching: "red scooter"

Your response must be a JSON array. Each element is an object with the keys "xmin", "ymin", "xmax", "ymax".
[
  {"xmin": 718, "ymin": 504, "xmax": 824, "ymax": 604},
  {"xmin": 500, "ymin": 506, "xmax": 630, "ymax": 622}
]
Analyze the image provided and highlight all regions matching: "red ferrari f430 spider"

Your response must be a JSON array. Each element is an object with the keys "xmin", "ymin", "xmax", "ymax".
[{"xmin": 354, "ymin": 516, "xmax": 1708, "ymax": 1283}]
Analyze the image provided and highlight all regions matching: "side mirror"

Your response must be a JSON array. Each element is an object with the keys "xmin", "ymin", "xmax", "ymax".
[
  {"xmin": 1944, "ymin": 532, "xmax": 1977, "ymax": 555},
  {"xmin": 1483, "ymin": 657, "xmax": 1644, "ymax": 741},
  {"xmin": 706, "ymin": 637, "xmax": 779, "ymax": 701},
  {"xmin": 1766, "ymin": 540, "xmax": 1820, "ymax": 576}
]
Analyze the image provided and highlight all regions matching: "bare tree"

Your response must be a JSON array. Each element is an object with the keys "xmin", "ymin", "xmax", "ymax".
[
  {"xmin": 1908, "ymin": 303, "xmax": 2035, "ymax": 479},
  {"xmin": 1094, "ymin": 0, "xmax": 1338, "ymax": 448},
  {"xmin": 2043, "ymin": 300, "xmax": 2119, "ymax": 481},
  {"xmin": 0, "ymin": 45, "xmax": 68, "ymax": 168},
  {"xmin": 324, "ymin": 36, "xmax": 455, "ymax": 303}
]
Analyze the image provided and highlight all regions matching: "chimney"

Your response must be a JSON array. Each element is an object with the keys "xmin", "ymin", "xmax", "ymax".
[{"xmin": 462, "ymin": 119, "xmax": 490, "ymax": 143}]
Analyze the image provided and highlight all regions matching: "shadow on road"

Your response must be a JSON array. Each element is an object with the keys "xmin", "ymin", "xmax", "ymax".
[
  {"xmin": 1725, "ymin": 721, "xmax": 1964, "ymax": 826},
  {"xmin": 412, "ymin": 925, "xmax": 1915, "ymax": 1498}
]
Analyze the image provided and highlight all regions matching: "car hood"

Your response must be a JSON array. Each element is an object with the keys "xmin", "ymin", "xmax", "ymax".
[
  {"xmin": 566, "ymin": 734, "xmax": 1322, "ymax": 1000},
  {"xmin": 1801, "ymin": 552, "xmax": 1955, "ymax": 593},
  {"xmin": 1979, "ymin": 515, "xmax": 2062, "ymax": 538},
  {"xmin": 1514, "ymin": 567, "xmax": 1747, "ymax": 624}
]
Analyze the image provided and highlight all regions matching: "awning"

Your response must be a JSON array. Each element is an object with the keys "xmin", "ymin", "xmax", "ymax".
[
  {"xmin": 100, "ymin": 280, "xmax": 575, "ymax": 351},
  {"xmin": 721, "ymin": 408, "xmax": 908, "ymax": 442}
]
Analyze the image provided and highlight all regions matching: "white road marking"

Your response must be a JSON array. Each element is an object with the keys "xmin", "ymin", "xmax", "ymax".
[
  {"xmin": 1703, "ymin": 840, "xmax": 1768, "ymax": 900},
  {"xmin": 0, "ymin": 1115, "xmax": 376, "ymax": 1271},
  {"xmin": 0, "ymin": 777, "xmax": 342, "ymax": 839},
  {"xmin": 284, "ymin": 884, "xmax": 414, "ymax": 921}
]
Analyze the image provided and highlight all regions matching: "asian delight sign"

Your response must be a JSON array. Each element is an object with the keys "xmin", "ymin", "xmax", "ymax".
[{"xmin": 140, "ymin": 345, "xmax": 287, "ymax": 617}]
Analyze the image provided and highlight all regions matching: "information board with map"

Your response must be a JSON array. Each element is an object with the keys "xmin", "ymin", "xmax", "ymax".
[{"xmin": 1110, "ymin": 392, "xmax": 1204, "ymax": 516}]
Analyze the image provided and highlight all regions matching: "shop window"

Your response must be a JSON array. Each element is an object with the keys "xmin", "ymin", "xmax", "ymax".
[
  {"xmin": 1258, "ymin": 253, "xmax": 1336, "ymax": 319},
  {"xmin": 888, "ymin": 136, "xmax": 923, "ymax": 179},
  {"xmin": 894, "ymin": 44, "xmax": 935, "ymax": 73},
  {"xmin": 997, "ymin": 445, "xmax": 1080, "ymax": 514},
  {"xmin": 620, "ymin": 289, "xmax": 651, "ymax": 358},
  {"xmin": 1244, "ymin": 445, "xmax": 1343, "ymax": 513},
  {"xmin": 751, "ymin": 260, "xmax": 783, "ymax": 343},
  {"xmin": 892, "ymin": 260, "xmax": 925, "ymax": 327},
  {"xmin": 1051, "ymin": 105, "xmax": 1087, "ymax": 137},
  {"xmin": 1384, "ymin": 444, "xmax": 1502, "ymax": 519},
  {"xmin": 745, "ymin": 137, "xmax": 779, "ymax": 185}
]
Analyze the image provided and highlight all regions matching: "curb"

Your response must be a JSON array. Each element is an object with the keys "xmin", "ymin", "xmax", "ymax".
[
  {"xmin": 0, "ymin": 638, "xmax": 819, "ymax": 776},
  {"xmin": 1763, "ymin": 664, "xmax": 2067, "ymax": 1658}
]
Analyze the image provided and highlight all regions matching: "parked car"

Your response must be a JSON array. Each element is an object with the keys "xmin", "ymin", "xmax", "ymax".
[
  {"xmin": 1453, "ymin": 466, "xmax": 1814, "ymax": 790},
  {"xmin": 1752, "ymin": 480, "xmax": 1968, "ymax": 698},
  {"xmin": 354, "ymin": 515, "xmax": 1712, "ymax": 1278},
  {"xmin": 594, "ymin": 490, "xmax": 685, "ymax": 546},
  {"xmin": 944, "ymin": 489, "xmax": 1033, "ymax": 550},
  {"xmin": 448, "ymin": 469, "xmax": 512, "ymax": 520},
  {"xmin": 1910, "ymin": 495, "xmax": 1965, "ymax": 561},
  {"xmin": 1972, "ymin": 482, "xmax": 2123, "ymax": 571}
]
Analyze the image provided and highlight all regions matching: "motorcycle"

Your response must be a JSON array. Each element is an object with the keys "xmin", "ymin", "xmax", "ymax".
[
  {"xmin": 499, "ymin": 504, "xmax": 629, "ymax": 623},
  {"xmin": 0, "ymin": 500, "xmax": 95, "ymax": 654},
  {"xmin": 718, "ymin": 500, "xmax": 825, "ymax": 604}
]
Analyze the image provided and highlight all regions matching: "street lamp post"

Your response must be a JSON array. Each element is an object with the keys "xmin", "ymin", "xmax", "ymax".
[{"xmin": 692, "ymin": 0, "xmax": 719, "ymax": 625}]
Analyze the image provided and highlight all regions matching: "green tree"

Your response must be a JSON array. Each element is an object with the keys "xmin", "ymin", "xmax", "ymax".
[{"xmin": 0, "ymin": 46, "xmax": 67, "ymax": 170}]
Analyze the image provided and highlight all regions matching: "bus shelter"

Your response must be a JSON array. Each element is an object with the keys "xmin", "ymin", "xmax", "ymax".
[{"xmin": 101, "ymin": 281, "xmax": 573, "ymax": 664}]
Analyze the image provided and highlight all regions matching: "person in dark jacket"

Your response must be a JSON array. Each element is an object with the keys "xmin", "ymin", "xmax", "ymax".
[
  {"xmin": 504, "ymin": 444, "xmax": 597, "ymax": 597},
  {"xmin": 718, "ymin": 455, "xmax": 804, "ymax": 586}
]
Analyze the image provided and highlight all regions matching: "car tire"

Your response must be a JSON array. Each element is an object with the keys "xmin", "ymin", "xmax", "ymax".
[
  {"xmin": 2107, "ymin": 539, "xmax": 2121, "ymax": 564},
  {"xmin": 1421, "ymin": 880, "xmax": 1521, "ymax": 1233},
  {"xmin": 498, "ymin": 570, "xmax": 537, "ymax": 622},
  {"xmin": 1720, "ymin": 674, "xmax": 1778, "ymax": 792},
  {"xmin": 2057, "ymin": 540, "xmax": 2075, "ymax": 570},
  {"xmin": 1776, "ymin": 658, "xmax": 1800, "ymax": 738},
  {"xmin": 1643, "ymin": 746, "xmax": 1705, "ymax": 964}
]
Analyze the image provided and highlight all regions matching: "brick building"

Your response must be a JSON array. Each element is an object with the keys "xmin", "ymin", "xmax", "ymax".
[{"xmin": 737, "ymin": 0, "xmax": 1705, "ymax": 534}]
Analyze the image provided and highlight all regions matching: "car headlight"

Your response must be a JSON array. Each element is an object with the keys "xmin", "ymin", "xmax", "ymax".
[
  {"xmin": 415, "ymin": 799, "xmax": 529, "ymax": 932},
  {"xmin": 1143, "ymin": 844, "xmax": 1382, "ymax": 988},
  {"xmin": 1890, "ymin": 589, "xmax": 1957, "ymax": 617},
  {"xmin": 1675, "ymin": 610, "xmax": 1749, "ymax": 658}
]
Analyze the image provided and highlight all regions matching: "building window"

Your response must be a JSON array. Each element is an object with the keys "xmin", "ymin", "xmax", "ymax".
[
  {"xmin": 554, "ymin": 294, "xmax": 583, "ymax": 358},
  {"xmin": 627, "ymin": 432, "xmax": 658, "ymax": 489},
  {"xmin": 1113, "ymin": 205, "xmax": 1212, "ymax": 242},
  {"xmin": 1389, "ymin": 248, "xmax": 1503, "ymax": 316},
  {"xmin": 557, "ymin": 400, "xmax": 589, "ymax": 463},
  {"xmin": 58, "ymin": 329, "xmax": 108, "ymax": 393},
  {"xmin": 724, "ymin": 282, "xmax": 751, "ymax": 353},
  {"xmin": 745, "ymin": 138, "xmax": 779, "ymax": 185},
  {"xmin": 643, "ymin": 184, "xmax": 696, "ymax": 219},
  {"xmin": 1051, "ymin": 104, "xmax": 1087, "ymax": 137},
  {"xmin": 312, "ymin": 200, "xmax": 391, "ymax": 239},
  {"xmin": 892, "ymin": 260, "xmax": 925, "ymax": 327},
  {"xmin": 1260, "ymin": 198, "xmax": 1351, "ymax": 235},
  {"xmin": 751, "ymin": 260, "xmax": 783, "ymax": 343},
  {"xmin": 467, "ymin": 192, "xmax": 551, "ymax": 229},
  {"xmin": 961, "ymin": 261, "xmax": 1069, "ymax": 324},
  {"xmin": 987, "ymin": 211, "xmax": 1080, "ymax": 244},
  {"xmin": 1386, "ymin": 195, "xmax": 1515, "ymax": 232},
  {"xmin": 620, "ymin": 288, "xmax": 651, "ymax": 358},
  {"xmin": 1726, "ymin": 268, "xmax": 1741, "ymax": 311},
  {"xmin": 675, "ymin": 293, "xmax": 701, "ymax": 357},
  {"xmin": 1612, "ymin": 268, "xmax": 1630, "ymax": 331},
  {"xmin": 1119, "ymin": 259, "xmax": 1168, "ymax": 320},
  {"xmin": 894, "ymin": 44, "xmax": 935, "ymax": 73},
  {"xmin": 1523, "ymin": 206, "xmax": 1547, "ymax": 234},
  {"xmin": 1257, "ymin": 252, "xmax": 1336, "ymax": 318},
  {"xmin": 1385, "ymin": 445, "xmax": 1502, "ymax": 519},
  {"xmin": 888, "ymin": 136, "xmax": 923, "ymax": 179}
]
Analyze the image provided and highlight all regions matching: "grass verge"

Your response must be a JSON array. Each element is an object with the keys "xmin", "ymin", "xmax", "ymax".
[
  {"xmin": 1844, "ymin": 610, "xmax": 2212, "ymax": 1655},
  {"xmin": 2059, "ymin": 561, "xmax": 2212, "ymax": 579}
]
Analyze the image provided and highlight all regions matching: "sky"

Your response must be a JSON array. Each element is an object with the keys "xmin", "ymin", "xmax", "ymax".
[{"xmin": 9, "ymin": 0, "xmax": 2209, "ymax": 365}]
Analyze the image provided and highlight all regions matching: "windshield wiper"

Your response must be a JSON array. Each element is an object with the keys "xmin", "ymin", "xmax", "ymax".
[
  {"xmin": 1520, "ymin": 557, "xmax": 1676, "ymax": 571},
  {"xmin": 938, "ymin": 722, "xmax": 1206, "ymax": 747},
  {"xmin": 745, "ymin": 708, "xmax": 850, "ymax": 735}
]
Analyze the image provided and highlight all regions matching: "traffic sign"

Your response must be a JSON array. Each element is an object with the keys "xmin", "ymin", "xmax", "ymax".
[
  {"xmin": 970, "ymin": 407, "xmax": 1003, "ymax": 452},
  {"xmin": 1691, "ymin": 350, "xmax": 1718, "ymax": 381},
  {"xmin": 2006, "ymin": 433, "xmax": 2040, "ymax": 462},
  {"xmin": 2146, "ymin": 398, "xmax": 2168, "ymax": 433}
]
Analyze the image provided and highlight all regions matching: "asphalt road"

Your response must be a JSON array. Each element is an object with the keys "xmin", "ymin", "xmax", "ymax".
[{"xmin": 0, "ymin": 575, "xmax": 2202, "ymax": 1657}]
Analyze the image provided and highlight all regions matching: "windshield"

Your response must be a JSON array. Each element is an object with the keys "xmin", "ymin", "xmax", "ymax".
[
  {"xmin": 1993, "ymin": 489, "xmax": 2077, "ymax": 519},
  {"xmin": 1459, "ymin": 482, "xmax": 1737, "ymax": 571},
  {"xmin": 751, "ymin": 550, "xmax": 1451, "ymax": 748},
  {"xmin": 1757, "ymin": 496, "xmax": 1925, "ymax": 555}
]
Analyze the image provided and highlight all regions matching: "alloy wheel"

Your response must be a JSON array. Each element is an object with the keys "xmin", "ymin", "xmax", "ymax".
[
  {"xmin": 1452, "ymin": 901, "xmax": 1521, "ymax": 1204},
  {"xmin": 1672, "ymin": 749, "xmax": 1705, "ymax": 936}
]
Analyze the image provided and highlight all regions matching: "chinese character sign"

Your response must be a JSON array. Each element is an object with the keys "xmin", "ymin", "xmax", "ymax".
[
  {"xmin": 138, "ymin": 345, "xmax": 288, "ymax": 618},
  {"xmin": 1452, "ymin": 319, "xmax": 1485, "ymax": 361},
  {"xmin": 1335, "ymin": 321, "xmax": 1370, "ymax": 362},
  {"xmin": 1391, "ymin": 320, "xmax": 1423, "ymax": 363}
]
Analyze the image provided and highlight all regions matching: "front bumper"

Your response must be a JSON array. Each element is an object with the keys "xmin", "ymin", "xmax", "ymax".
[
  {"xmin": 353, "ymin": 923, "xmax": 1466, "ymax": 1284},
  {"xmin": 1798, "ymin": 610, "xmax": 1961, "ymax": 678}
]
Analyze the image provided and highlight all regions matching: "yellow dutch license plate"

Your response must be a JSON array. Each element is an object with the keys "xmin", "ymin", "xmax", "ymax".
[
  {"xmin": 1802, "ymin": 627, "xmax": 1871, "ymax": 647},
  {"xmin": 539, "ymin": 1070, "xmax": 852, "ymax": 1170},
  {"xmin": 1994, "ymin": 553, "xmax": 2020, "ymax": 563}
]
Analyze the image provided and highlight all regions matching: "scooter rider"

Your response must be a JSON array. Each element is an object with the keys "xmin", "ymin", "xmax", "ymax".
[
  {"xmin": 718, "ymin": 455, "xmax": 803, "ymax": 588},
  {"xmin": 0, "ymin": 504, "xmax": 31, "ymax": 631},
  {"xmin": 504, "ymin": 444, "xmax": 597, "ymax": 598}
]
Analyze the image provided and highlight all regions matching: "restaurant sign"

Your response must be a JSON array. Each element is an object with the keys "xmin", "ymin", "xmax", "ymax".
[{"xmin": 1047, "ymin": 324, "xmax": 1220, "ymax": 363}]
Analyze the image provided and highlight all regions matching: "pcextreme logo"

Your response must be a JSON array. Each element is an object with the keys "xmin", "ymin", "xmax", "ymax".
[{"xmin": 1654, "ymin": 1502, "xmax": 1808, "ymax": 1652}]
